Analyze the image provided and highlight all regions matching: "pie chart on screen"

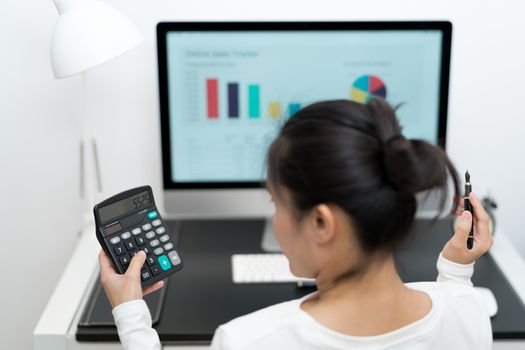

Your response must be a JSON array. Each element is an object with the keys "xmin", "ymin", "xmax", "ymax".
[{"xmin": 350, "ymin": 75, "xmax": 387, "ymax": 103}]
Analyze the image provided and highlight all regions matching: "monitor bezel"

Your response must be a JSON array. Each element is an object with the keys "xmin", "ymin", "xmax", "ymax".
[{"xmin": 157, "ymin": 21, "xmax": 452, "ymax": 190}]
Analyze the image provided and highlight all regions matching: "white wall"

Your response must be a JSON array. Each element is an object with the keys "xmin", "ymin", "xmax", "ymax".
[
  {"xmin": 1, "ymin": 1, "xmax": 83, "ymax": 349},
  {"xmin": 2, "ymin": 0, "xmax": 525, "ymax": 349}
]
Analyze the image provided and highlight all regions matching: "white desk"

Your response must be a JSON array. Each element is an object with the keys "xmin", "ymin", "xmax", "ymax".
[{"xmin": 34, "ymin": 225, "xmax": 525, "ymax": 350}]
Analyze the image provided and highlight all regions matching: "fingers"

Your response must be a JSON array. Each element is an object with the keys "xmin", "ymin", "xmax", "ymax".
[
  {"xmin": 125, "ymin": 251, "xmax": 146, "ymax": 278},
  {"xmin": 453, "ymin": 210, "xmax": 472, "ymax": 244},
  {"xmin": 469, "ymin": 192, "xmax": 490, "ymax": 224},
  {"xmin": 99, "ymin": 250, "xmax": 112, "ymax": 267},
  {"xmin": 469, "ymin": 192, "xmax": 493, "ymax": 251},
  {"xmin": 453, "ymin": 196, "xmax": 465, "ymax": 216},
  {"xmin": 455, "ymin": 196, "xmax": 465, "ymax": 209},
  {"xmin": 143, "ymin": 280, "xmax": 165, "ymax": 296},
  {"xmin": 99, "ymin": 250, "xmax": 117, "ymax": 276}
]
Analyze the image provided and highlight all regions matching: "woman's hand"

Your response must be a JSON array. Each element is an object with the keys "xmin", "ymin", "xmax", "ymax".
[
  {"xmin": 99, "ymin": 250, "xmax": 164, "ymax": 308},
  {"xmin": 442, "ymin": 192, "xmax": 494, "ymax": 265}
]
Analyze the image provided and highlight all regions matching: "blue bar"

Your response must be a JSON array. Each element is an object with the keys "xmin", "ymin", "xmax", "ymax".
[
  {"xmin": 248, "ymin": 85, "xmax": 260, "ymax": 118},
  {"xmin": 228, "ymin": 83, "xmax": 239, "ymax": 118},
  {"xmin": 288, "ymin": 103, "xmax": 301, "ymax": 117}
]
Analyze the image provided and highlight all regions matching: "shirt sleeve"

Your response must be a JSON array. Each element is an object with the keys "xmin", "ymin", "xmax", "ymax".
[
  {"xmin": 112, "ymin": 299, "xmax": 161, "ymax": 350},
  {"xmin": 210, "ymin": 326, "xmax": 234, "ymax": 350},
  {"xmin": 436, "ymin": 252, "xmax": 474, "ymax": 287}
]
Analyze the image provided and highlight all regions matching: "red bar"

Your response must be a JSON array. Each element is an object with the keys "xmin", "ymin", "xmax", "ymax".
[{"xmin": 206, "ymin": 79, "xmax": 219, "ymax": 119}]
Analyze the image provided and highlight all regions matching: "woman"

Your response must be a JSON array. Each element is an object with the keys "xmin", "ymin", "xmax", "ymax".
[{"xmin": 99, "ymin": 98, "xmax": 493, "ymax": 349}]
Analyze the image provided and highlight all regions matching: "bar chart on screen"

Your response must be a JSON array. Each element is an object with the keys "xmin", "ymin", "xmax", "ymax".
[
  {"xmin": 165, "ymin": 31, "xmax": 443, "ymax": 181},
  {"xmin": 204, "ymin": 78, "xmax": 302, "ymax": 121}
]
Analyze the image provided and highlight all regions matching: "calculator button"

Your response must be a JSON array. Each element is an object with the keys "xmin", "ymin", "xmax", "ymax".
[
  {"xmin": 110, "ymin": 236, "xmax": 121, "ymax": 244},
  {"xmin": 158, "ymin": 255, "xmax": 172, "ymax": 271},
  {"xmin": 114, "ymin": 244, "xmax": 125, "ymax": 256},
  {"xmin": 154, "ymin": 247, "xmax": 164, "ymax": 255},
  {"xmin": 145, "ymin": 231, "xmax": 155, "ymax": 239},
  {"xmin": 150, "ymin": 239, "xmax": 160, "ymax": 247},
  {"xmin": 142, "ymin": 246, "xmax": 151, "ymax": 255},
  {"xmin": 148, "ymin": 211, "xmax": 158, "ymax": 219},
  {"xmin": 121, "ymin": 232, "xmax": 131, "ymax": 240},
  {"xmin": 155, "ymin": 227, "xmax": 166, "ymax": 235},
  {"xmin": 146, "ymin": 256, "xmax": 156, "ymax": 266},
  {"xmin": 151, "ymin": 264, "xmax": 161, "ymax": 276},
  {"xmin": 135, "ymin": 236, "xmax": 146, "ymax": 246},
  {"xmin": 152, "ymin": 219, "xmax": 162, "ymax": 227},
  {"xmin": 141, "ymin": 268, "xmax": 152, "ymax": 281},
  {"xmin": 160, "ymin": 234, "xmax": 170, "ymax": 243},
  {"xmin": 142, "ymin": 223, "xmax": 152, "ymax": 231},
  {"xmin": 130, "ymin": 249, "xmax": 139, "ymax": 256},
  {"xmin": 119, "ymin": 254, "xmax": 131, "ymax": 266},
  {"xmin": 168, "ymin": 251, "xmax": 182, "ymax": 266},
  {"xmin": 132, "ymin": 228, "xmax": 142, "ymax": 235},
  {"xmin": 124, "ymin": 240, "xmax": 136, "ymax": 251},
  {"xmin": 163, "ymin": 242, "xmax": 174, "ymax": 251}
]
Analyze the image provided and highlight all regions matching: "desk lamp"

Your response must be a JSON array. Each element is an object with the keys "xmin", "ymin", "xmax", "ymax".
[{"xmin": 50, "ymin": 0, "xmax": 143, "ymax": 222}]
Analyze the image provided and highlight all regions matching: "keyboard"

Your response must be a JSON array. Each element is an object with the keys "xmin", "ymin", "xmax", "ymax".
[{"xmin": 231, "ymin": 254, "xmax": 316, "ymax": 285}]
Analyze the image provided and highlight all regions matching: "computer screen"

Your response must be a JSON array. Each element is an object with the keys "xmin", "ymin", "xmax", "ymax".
[{"xmin": 157, "ymin": 22, "xmax": 451, "ymax": 217}]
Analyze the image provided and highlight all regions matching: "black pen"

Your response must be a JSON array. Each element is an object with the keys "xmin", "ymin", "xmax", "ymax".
[{"xmin": 464, "ymin": 171, "xmax": 474, "ymax": 249}]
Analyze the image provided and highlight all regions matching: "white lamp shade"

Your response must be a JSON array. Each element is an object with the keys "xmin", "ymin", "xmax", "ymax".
[{"xmin": 51, "ymin": 0, "xmax": 143, "ymax": 78}]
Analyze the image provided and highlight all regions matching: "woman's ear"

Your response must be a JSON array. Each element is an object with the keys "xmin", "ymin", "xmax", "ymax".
[{"xmin": 310, "ymin": 204, "xmax": 336, "ymax": 245}]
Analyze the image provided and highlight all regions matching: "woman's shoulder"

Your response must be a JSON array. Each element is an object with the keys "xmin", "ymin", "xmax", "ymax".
[
  {"xmin": 407, "ymin": 280, "xmax": 478, "ymax": 299},
  {"xmin": 214, "ymin": 295, "xmax": 307, "ymax": 349},
  {"xmin": 407, "ymin": 281, "xmax": 490, "ymax": 319}
]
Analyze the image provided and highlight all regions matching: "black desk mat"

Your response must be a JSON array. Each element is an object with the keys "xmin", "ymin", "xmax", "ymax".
[
  {"xmin": 78, "ymin": 277, "xmax": 167, "ymax": 327},
  {"xmin": 77, "ymin": 219, "xmax": 525, "ymax": 342}
]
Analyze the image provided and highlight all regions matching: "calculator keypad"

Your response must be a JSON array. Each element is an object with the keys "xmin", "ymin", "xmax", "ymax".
[
  {"xmin": 105, "ymin": 215, "xmax": 181, "ymax": 282},
  {"xmin": 158, "ymin": 255, "xmax": 172, "ymax": 271},
  {"xmin": 146, "ymin": 256, "xmax": 156, "ymax": 266},
  {"xmin": 125, "ymin": 240, "xmax": 136, "ymax": 250},
  {"xmin": 135, "ymin": 236, "xmax": 146, "ymax": 246},
  {"xmin": 168, "ymin": 251, "xmax": 181, "ymax": 266},
  {"xmin": 154, "ymin": 247, "xmax": 164, "ymax": 255},
  {"xmin": 119, "ymin": 254, "xmax": 131, "ymax": 266},
  {"xmin": 114, "ymin": 244, "xmax": 125, "ymax": 255},
  {"xmin": 151, "ymin": 265, "xmax": 161, "ymax": 276},
  {"xmin": 141, "ymin": 268, "xmax": 152, "ymax": 281}
]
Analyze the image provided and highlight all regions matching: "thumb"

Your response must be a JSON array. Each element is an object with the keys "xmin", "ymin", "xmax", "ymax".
[
  {"xmin": 454, "ymin": 210, "xmax": 472, "ymax": 243},
  {"xmin": 126, "ymin": 251, "xmax": 146, "ymax": 278}
]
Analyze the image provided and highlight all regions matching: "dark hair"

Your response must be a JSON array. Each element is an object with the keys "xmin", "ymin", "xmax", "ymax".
[{"xmin": 266, "ymin": 99, "xmax": 460, "ymax": 253}]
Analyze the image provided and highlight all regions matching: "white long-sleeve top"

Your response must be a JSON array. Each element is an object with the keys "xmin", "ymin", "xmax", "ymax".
[{"xmin": 112, "ymin": 253, "xmax": 492, "ymax": 350}]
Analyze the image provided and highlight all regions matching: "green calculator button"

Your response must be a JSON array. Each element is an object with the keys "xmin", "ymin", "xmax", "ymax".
[
  {"xmin": 147, "ymin": 211, "xmax": 158, "ymax": 219},
  {"xmin": 158, "ymin": 255, "xmax": 171, "ymax": 271}
]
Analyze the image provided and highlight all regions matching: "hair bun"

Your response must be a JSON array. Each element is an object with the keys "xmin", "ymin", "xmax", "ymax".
[
  {"xmin": 383, "ymin": 138, "xmax": 448, "ymax": 195},
  {"xmin": 384, "ymin": 134, "xmax": 405, "ymax": 148}
]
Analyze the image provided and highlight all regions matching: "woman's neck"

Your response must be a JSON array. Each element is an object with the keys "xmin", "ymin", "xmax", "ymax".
[
  {"xmin": 315, "ymin": 254, "xmax": 403, "ymax": 299},
  {"xmin": 302, "ymin": 254, "xmax": 432, "ymax": 336}
]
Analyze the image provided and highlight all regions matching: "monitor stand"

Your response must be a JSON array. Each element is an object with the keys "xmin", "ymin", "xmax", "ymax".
[{"xmin": 261, "ymin": 218, "xmax": 282, "ymax": 252}]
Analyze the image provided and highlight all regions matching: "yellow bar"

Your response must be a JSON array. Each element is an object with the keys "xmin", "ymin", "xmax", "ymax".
[{"xmin": 269, "ymin": 101, "xmax": 281, "ymax": 119}]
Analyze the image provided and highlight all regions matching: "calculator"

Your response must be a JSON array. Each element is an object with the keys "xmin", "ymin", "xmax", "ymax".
[{"xmin": 94, "ymin": 186, "xmax": 183, "ymax": 287}]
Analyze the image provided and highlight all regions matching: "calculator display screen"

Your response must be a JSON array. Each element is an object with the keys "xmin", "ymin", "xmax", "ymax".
[{"xmin": 99, "ymin": 191, "xmax": 152, "ymax": 223}]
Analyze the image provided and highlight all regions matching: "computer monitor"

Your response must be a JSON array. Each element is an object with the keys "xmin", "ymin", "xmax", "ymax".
[{"xmin": 156, "ymin": 21, "xmax": 452, "ymax": 249}]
